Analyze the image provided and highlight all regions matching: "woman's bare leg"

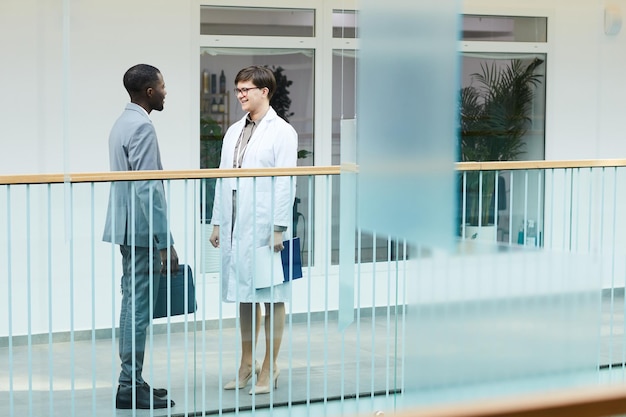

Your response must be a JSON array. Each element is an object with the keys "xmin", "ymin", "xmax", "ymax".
[
  {"xmin": 238, "ymin": 302, "xmax": 262, "ymax": 378},
  {"xmin": 255, "ymin": 302, "xmax": 285, "ymax": 388}
]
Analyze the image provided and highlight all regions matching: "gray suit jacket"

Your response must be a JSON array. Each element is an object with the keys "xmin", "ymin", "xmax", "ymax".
[{"xmin": 102, "ymin": 103, "xmax": 173, "ymax": 249}]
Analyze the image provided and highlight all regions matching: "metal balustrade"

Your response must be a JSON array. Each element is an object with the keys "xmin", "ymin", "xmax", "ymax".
[{"xmin": 2, "ymin": 161, "xmax": 626, "ymax": 417}]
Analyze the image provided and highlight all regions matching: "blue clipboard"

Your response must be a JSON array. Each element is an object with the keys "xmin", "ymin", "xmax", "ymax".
[{"xmin": 281, "ymin": 237, "xmax": 303, "ymax": 282}]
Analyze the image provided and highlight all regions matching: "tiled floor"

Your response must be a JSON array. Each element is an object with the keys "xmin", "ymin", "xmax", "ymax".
[
  {"xmin": 0, "ymin": 310, "xmax": 403, "ymax": 416},
  {"xmin": 2, "ymin": 289, "xmax": 626, "ymax": 417}
]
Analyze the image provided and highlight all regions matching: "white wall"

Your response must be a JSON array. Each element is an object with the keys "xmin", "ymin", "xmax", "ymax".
[
  {"xmin": 0, "ymin": 0, "xmax": 198, "ymax": 176},
  {"xmin": 0, "ymin": 0, "xmax": 201, "ymax": 338},
  {"xmin": 2, "ymin": 0, "xmax": 626, "ymax": 337}
]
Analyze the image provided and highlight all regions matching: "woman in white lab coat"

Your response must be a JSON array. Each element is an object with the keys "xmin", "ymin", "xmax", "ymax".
[{"xmin": 209, "ymin": 66, "xmax": 297, "ymax": 395}]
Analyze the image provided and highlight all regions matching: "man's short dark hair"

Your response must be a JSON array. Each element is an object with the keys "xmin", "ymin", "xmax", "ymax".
[
  {"xmin": 234, "ymin": 66, "xmax": 277, "ymax": 100},
  {"xmin": 123, "ymin": 64, "xmax": 161, "ymax": 96}
]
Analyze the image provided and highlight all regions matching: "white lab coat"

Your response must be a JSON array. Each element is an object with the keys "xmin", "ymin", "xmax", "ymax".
[{"xmin": 211, "ymin": 107, "xmax": 298, "ymax": 302}]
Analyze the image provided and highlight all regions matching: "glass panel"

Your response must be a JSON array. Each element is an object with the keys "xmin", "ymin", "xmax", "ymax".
[
  {"xmin": 331, "ymin": 51, "xmax": 357, "ymax": 166},
  {"xmin": 462, "ymin": 15, "xmax": 548, "ymax": 42},
  {"xmin": 358, "ymin": 0, "xmax": 458, "ymax": 251},
  {"xmin": 409, "ymin": 244, "xmax": 601, "ymax": 404},
  {"xmin": 199, "ymin": 48, "xmax": 315, "ymax": 265},
  {"xmin": 459, "ymin": 54, "xmax": 546, "ymax": 243},
  {"xmin": 330, "ymin": 51, "xmax": 411, "ymax": 264},
  {"xmin": 333, "ymin": 9, "xmax": 358, "ymax": 38},
  {"xmin": 200, "ymin": 6, "xmax": 314, "ymax": 37},
  {"xmin": 461, "ymin": 53, "xmax": 546, "ymax": 163}
]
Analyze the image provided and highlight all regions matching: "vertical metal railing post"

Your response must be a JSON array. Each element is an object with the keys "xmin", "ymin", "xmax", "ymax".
[
  {"xmin": 183, "ymin": 179, "xmax": 191, "ymax": 414},
  {"xmin": 573, "ymin": 168, "xmax": 581, "ymax": 252},
  {"xmin": 68, "ymin": 182, "xmax": 76, "ymax": 417},
  {"xmin": 523, "ymin": 170, "xmax": 529, "ymax": 245},
  {"xmin": 461, "ymin": 171, "xmax": 467, "ymax": 239},
  {"xmin": 199, "ymin": 178, "xmax": 207, "ymax": 415},
  {"xmin": 355, "ymin": 224, "xmax": 363, "ymax": 402},
  {"xmin": 536, "ymin": 170, "xmax": 543, "ymax": 247},
  {"xmin": 148, "ymin": 181, "xmax": 155, "ymax": 416},
  {"xmin": 494, "ymin": 171, "xmax": 499, "ymax": 241},
  {"xmin": 385, "ymin": 236, "xmax": 392, "ymax": 398},
  {"xmin": 129, "ymin": 181, "xmax": 137, "ymax": 416},
  {"xmin": 182, "ymin": 179, "xmax": 189, "ymax": 412},
  {"xmin": 6, "ymin": 185, "xmax": 14, "ymax": 417},
  {"xmin": 46, "ymin": 184, "xmax": 54, "ymax": 416},
  {"xmin": 370, "ymin": 230, "xmax": 377, "ymax": 398},
  {"xmin": 165, "ymin": 179, "xmax": 173, "ymax": 416},
  {"xmin": 399, "ymin": 238, "xmax": 407, "ymax": 407},
  {"xmin": 287, "ymin": 175, "xmax": 296, "ymax": 415},
  {"xmin": 567, "ymin": 168, "xmax": 575, "ymax": 252},
  {"xmin": 26, "ymin": 185, "xmax": 33, "ymax": 416},
  {"xmin": 608, "ymin": 168, "xmax": 619, "ymax": 375},
  {"xmin": 90, "ymin": 183, "xmax": 97, "ymax": 415},
  {"xmin": 563, "ymin": 168, "xmax": 571, "ymax": 251},
  {"xmin": 546, "ymin": 169, "xmax": 554, "ymax": 250},
  {"xmin": 508, "ymin": 171, "xmax": 514, "ymax": 245},
  {"xmin": 586, "ymin": 168, "xmax": 594, "ymax": 254},
  {"xmin": 216, "ymin": 177, "xmax": 224, "ymax": 412},
  {"xmin": 263, "ymin": 175, "xmax": 274, "ymax": 409},
  {"xmin": 478, "ymin": 171, "xmax": 484, "ymax": 228},
  {"xmin": 305, "ymin": 174, "xmax": 313, "ymax": 408},
  {"xmin": 110, "ymin": 183, "xmax": 117, "ymax": 413},
  {"xmin": 324, "ymin": 174, "xmax": 331, "ymax": 411}
]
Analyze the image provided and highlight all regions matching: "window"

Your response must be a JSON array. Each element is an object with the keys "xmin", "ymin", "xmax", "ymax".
[
  {"xmin": 200, "ymin": 6, "xmax": 315, "ymax": 37},
  {"xmin": 463, "ymin": 15, "xmax": 547, "ymax": 42},
  {"xmin": 333, "ymin": 9, "xmax": 358, "ymax": 38},
  {"xmin": 460, "ymin": 14, "xmax": 548, "ymax": 243}
]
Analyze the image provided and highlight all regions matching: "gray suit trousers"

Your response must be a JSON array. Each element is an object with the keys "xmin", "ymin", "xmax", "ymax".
[{"xmin": 118, "ymin": 244, "xmax": 160, "ymax": 387}]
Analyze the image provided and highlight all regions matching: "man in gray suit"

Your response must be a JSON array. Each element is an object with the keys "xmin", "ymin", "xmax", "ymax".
[{"xmin": 103, "ymin": 64, "xmax": 178, "ymax": 410}]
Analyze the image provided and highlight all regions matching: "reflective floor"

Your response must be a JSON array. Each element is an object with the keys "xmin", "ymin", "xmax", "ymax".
[
  {"xmin": 1, "ymin": 309, "xmax": 403, "ymax": 416},
  {"xmin": 2, "ymin": 288, "xmax": 626, "ymax": 417}
]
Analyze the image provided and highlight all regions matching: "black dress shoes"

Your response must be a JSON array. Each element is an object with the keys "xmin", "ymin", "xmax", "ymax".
[
  {"xmin": 115, "ymin": 384, "xmax": 175, "ymax": 409},
  {"xmin": 143, "ymin": 382, "xmax": 168, "ymax": 398}
]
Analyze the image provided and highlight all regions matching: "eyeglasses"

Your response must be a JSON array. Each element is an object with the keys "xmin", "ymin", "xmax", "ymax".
[{"xmin": 234, "ymin": 86, "xmax": 263, "ymax": 96}]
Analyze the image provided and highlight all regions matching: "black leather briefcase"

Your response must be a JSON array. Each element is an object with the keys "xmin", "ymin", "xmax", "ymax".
[{"xmin": 153, "ymin": 265, "xmax": 197, "ymax": 319}]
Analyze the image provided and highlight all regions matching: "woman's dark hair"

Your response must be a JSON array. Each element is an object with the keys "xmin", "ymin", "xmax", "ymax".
[
  {"xmin": 123, "ymin": 64, "xmax": 161, "ymax": 96},
  {"xmin": 234, "ymin": 66, "xmax": 277, "ymax": 100}
]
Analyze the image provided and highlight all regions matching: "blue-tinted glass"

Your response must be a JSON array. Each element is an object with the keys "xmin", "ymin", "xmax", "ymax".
[{"xmin": 357, "ymin": 0, "xmax": 459, "ymax": 250}]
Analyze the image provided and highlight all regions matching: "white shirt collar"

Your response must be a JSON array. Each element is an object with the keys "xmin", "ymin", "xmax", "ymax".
[{"xmin": 132, "ymin": 103, "xmax": 150, "ymax": 118}]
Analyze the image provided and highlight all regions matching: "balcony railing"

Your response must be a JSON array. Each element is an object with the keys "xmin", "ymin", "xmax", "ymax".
[{"xmin": 2, "ymin": 160, "xmax": 626, "ymax": 417}]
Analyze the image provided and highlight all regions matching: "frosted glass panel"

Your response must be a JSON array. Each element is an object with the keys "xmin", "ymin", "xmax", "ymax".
[
  {"xmin": 406, "ymin": 243, "xmax": 602, "ymax": 404},
  {"xmin": 357, "ymin": 1, "xmax": 458, "ymax": 249}
]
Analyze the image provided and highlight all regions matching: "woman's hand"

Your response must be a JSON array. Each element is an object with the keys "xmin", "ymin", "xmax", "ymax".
[
  {"xmin": 273, "ymin": 231, "xmax": 284, "ymax": 252},
  {"xmin": 209, "ymin": 225, "xmax": 220, "ymax": 248}
]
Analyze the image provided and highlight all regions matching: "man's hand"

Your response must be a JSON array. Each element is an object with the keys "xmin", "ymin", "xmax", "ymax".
[
  {"xmin": 209, "ymin": 225, "xmax": 220, "ymax": 248},
  {"xmin": 160, "ymin": 245, "xmax": 179, "ymax": 275},
  {"xmin": 273, "ymin": 231, "xmax": 284, "ymax": 253}
]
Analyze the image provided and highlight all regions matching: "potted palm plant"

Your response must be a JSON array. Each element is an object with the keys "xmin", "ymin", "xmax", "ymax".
[{"xmin": 460, "ymin": 58, "xmax": 544, "ymax": 238}]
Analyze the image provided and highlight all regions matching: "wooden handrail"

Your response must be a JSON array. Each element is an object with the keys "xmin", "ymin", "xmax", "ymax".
[
  {"xmin": 3, "ymin": 159, "xmax": 626, "ymax": 185},
  {"xmin": 391, "ymin": 384, "xmax": 626, "ymax": 417},
  {"xmin": 456, "ymin": 159, "xmax": 626, "ymax": 171},
  {"xmin": 0, "ymin": 166, "xmax": 341, "ymax": 185}
]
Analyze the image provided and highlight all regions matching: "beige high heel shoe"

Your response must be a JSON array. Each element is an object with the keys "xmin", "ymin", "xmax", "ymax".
[
  {"xmin": 249, "ymin": 367, "xmax": 280, "ymax": 395},
  {"xmin": 224, "ymin": 361, "xmax": 260, "ymax": 390}
]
